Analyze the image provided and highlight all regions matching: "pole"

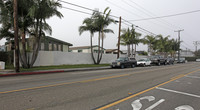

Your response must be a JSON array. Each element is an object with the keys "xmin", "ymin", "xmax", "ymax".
[
  {"xmin": 175, "ymin": 29, "xmax": 184, "ymax": 61},
  {"xmin": 193, "ymin": 41, "xmax": 200, "ymax": 56},
  {"xmin": 14, "ymin": 0, "xmax": 20, "ymax": 72},
  {"xmin": 117, "ymin": 16, "xmax": 121, "ymax": 58}
]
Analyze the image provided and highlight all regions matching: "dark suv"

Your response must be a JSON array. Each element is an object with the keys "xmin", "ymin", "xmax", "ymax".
[
  {"xmin": 111, "ymin": 57, "xmax": 137, "ymax": 69},
  {"xmin": 150, "ymin": 55, "xmax": 166, "ymax": 66}
]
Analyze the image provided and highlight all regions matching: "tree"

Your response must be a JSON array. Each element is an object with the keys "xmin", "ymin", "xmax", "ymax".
[
  {"xmin": 130, "ymin": 26, "xmax": 142, "ymax": 57},
  {"xmin": 79, "ymin": 18, "xmax": 98, "ymax": 64},
  {"xmin": 142, "ymin": 35, "xmax": 157, "ymax": 56},
  {"xmin": 0, "ymin": 0, "xmax": 63, "ymax": 68},
  {"xmin": 120, "ymin": 28, "xmax": 132, "ymax": 57},
  {"xmin": 92, "ymin": 7, "xmax": 115, "ymax": 64}
]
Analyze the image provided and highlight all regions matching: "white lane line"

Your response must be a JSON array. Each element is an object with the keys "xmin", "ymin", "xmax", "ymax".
[
  {"xmin": 145, "ymin": 99, "xmax": 165, "ymax": 110},
  {"xmin": 185, "ymin": 75, "xmax": 200, "ymax": 79},
  {"xmin": 156, "ymin": 87, "xmax": 200, "ymax": 98}
]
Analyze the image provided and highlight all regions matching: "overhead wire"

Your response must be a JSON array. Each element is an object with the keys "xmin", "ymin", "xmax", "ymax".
[
  {"xmin": 59, "ymin": 0, "xmax": 157, "ymax": 36},
  {"xmin": 129, "ymin": 9, "xmax": 200, "ymax": 21}
]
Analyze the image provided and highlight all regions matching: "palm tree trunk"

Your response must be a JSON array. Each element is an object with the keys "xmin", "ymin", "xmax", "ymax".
[
  {"xmin": 134, "ymin": 44, "xmax": 136, "ymax": 58},
  {"xmin": 131, "ymin": 44, "xmax": 133, "ymax": 57},
  {"xmin": 19, "ymin": 29, "xmax": 28, "ymax": 68},
  {"xmin": 90, "ymin": 34, "xmax": 97, "ymax": 64},
  {"xmin": 97, "ymin": 31, "xmax": 101, "ymax": 64},
  {"xmin": 127, "ymin": 44, "xmax": 130, "ymax": 57},
  {"xmin": 99, "ymin": 31, "xmax": 104, "ymax": 63},
  {"xmin": 30, "ymin": 18, "xmax": 41, "ymax": 67}
]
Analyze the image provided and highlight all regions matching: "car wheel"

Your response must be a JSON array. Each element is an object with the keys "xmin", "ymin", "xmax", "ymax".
[
  {"xmin": 158, "ymin": 62, "xmax": 161, "ymax": 66},
  {"xmin": 143, "ymin": 63, "xmax": 146, "ymax": 67},
  {"xmin": 121, "ymin": 65, "xmax": 124, "ymax": 69},
  {"xmin": 131, "ymin": 64, "xmax": 135, "ymax": 68}
]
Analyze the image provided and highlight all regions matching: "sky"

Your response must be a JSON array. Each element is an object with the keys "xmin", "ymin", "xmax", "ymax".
[{"xmin": 0, "ymin": 0, "xmax": 200, "ymax": 51}]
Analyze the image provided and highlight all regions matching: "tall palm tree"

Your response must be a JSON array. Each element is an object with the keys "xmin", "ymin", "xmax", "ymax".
[
  {"xmin": 28, "ymin": 0, "xmax": 63, "ymax": 67},
  {"xmin": 120, "ymin": 28, "xmax": 132, "ymax": 57},
  {"xmin": 142, "ymin": 35, "xmax": 157, "ymax": 56},
  {"xmin": 92, "ymin": 7, "xmax": 115, "ymax": 64},
  {"xmin": 156, "ymin": 35, "xmax": 170, "ymax": 57},
  {"xmin": 130, "ymin": 27, "xmax": 142, "ymax": 57},
  {"xmin": 0, "ymin": 0, "xmax": 63, "ymax": 68},
  {"xmin": 79, "ymin": 18, "xmax": 98, "ymax": 64}
]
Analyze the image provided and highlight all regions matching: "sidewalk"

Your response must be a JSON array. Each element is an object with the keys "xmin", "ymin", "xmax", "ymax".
[{"xmin": 0, "ymin": 66, "xmax": 110, "ymax": 77}]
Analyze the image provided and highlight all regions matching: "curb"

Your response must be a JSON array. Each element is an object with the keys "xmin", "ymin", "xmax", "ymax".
[{"xmin": 0, "ymin": 66, "xmax": 110, "ymax": 77}]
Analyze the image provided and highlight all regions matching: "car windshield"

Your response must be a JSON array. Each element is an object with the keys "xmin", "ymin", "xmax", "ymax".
[
  {"xmin": 138, "ymin": 59, "xmax": 146, "ymax": 61},
  {"xmin": 116, "ymin": 57, "xmax": 126, "ymax": 61}
]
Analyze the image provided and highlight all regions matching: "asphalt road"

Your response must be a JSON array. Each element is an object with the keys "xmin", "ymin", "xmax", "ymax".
[{"xmin": 0, "ymin": 62, "xmax": 200, "ymax": 110}]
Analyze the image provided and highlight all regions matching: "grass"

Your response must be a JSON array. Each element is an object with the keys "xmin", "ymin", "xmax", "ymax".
[{"xmin": 4, "ymin": 64, "xmax": 110, "ymax": 72}]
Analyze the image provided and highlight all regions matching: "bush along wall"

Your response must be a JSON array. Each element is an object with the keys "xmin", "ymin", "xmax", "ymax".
[
  {"xmin": 0, "ymin": 51, "xmax": 14, "ymax": 65},
  {"xmin": 185, "ymin": 57, "xmax": 200, "ymax": 61}
]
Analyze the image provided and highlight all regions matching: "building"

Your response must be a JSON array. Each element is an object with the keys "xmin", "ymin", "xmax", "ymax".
[
  {"xmin": 5, "ymin": 36, "xmax": 73, "ymax": 52},
  {"xmin": 0, "ymin": 45, "xmax": 6, "ymax": 51},
  {"xmin": 105, "ymin": 49, "xmax": 123, "ymax": 54},
  {"xmin": 180, "ymin": 50, "xmax": 194, "ymax": 57},
  {"xmin": 69, "ymin": 45, "xmax": 105, "ymax": 53}
]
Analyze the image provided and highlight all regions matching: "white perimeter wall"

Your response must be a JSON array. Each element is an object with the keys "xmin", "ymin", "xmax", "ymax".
[{"xmin": 33, "ymin": 51, "xmax": 147, "ymax": 66}]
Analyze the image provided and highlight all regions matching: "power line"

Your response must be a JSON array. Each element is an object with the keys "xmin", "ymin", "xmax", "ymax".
[
  {"xmin": 129, "ymin": 9, "xmax": 200, "ymax": 21},
  {"xmin": 62, "ymin": 6, "xmax": 92, "ymax": 15},
  {"xmin": 59, "ymin": 0, "xmax": 157, "ymax": 36}
]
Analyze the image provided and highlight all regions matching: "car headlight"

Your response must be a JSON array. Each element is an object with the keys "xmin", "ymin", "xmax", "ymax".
[{"xmin": 117, "ymin": 62, "xmax": 121, "ymax": 65}]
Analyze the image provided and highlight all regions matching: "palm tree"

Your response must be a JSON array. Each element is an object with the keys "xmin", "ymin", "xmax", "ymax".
[
  {"xmin": 120, "ymin": 28, "xmax": 132, "ymax": 57},
  {"xmin": 130, "ymin": 27, "xmax": 142, "ymax": 57},
  {"xmin": 0, "ymin": 0, "xmax": 63, "ymax": 68},
  {"xmin": 92, "ymin": 7, "xmax": 115, "ymax": 64},
  {"xmin": 156, "ymin": 35, "xmax": 170, "ymax": 57},
  {"xmin": 142, "ymin": 35, "xmax": 157, "ymax": 56},
  {"xmin": 79, "ymin": 18, "xmax": 98, "ymax": 64},
  {"xmin": 27, "ymin": 0, "xmax": 63, "ymax": 67}
]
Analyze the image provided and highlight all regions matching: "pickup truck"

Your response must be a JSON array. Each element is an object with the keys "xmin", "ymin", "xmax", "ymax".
[
  {"xmin": 150, "ymin": 55, "xmax": 167, "ymax": 66},
  {"xmin": 111, "ymin": 57, "xmax": 137, "ymax": 69}
]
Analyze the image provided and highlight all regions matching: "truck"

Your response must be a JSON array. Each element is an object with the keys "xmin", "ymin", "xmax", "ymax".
[
  {"xmin": 150, "ymin": 55, "xmax": 167, "ymax": 66},
  {"xmin": 111, "ymin": 57, "xmax": 137, "ymax": 69}
]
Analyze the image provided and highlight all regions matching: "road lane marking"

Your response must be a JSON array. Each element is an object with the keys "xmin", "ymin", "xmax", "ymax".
[
  {"xmin": 96, "ymin": 69, "xmax": 200, "ymax": 110},
  {"xmin": 145, "ymin": 99, "xmax": 165, "ymax": 110},
  {"xmin": 156, "ymin": 87, "xmax": 200, "ymax": 98},
  {"xmin": 185, "ymin": 75, "xmax": 200, "ymax": 79},
  {"xmin": 0, "ymin": 64, "xmax": 197, "ymax": 94}
]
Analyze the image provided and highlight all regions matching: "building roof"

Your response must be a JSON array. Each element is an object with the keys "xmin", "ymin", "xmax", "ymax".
[
  {"xmin": 44, "ymin": 36, "xmax": 73, "ymax": 46},
  {"xmin": 70, "ymin": 45, "xmax": 105, "ymax": 50},
  {"xmin": 105, "ymin": 49, "xmax": 122, "ymax": 53}
]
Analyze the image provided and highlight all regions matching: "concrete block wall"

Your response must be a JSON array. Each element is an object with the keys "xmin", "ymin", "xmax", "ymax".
[{"xmin": 33, "ymin": 51, "xmax": 147, "ymax": 66}]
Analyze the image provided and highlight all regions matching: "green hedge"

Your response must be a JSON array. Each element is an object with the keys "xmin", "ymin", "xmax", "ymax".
[
  {"xmin": 185, "ymin": 57, "xmax": 200, "ymax": 61},
  {"xmin": 0, "ymin": 51, "xmax": 13, "ymax": 65}
]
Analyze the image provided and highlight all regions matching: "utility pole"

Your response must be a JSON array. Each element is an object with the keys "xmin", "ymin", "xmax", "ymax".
[
  {"xmin": 13, "ymin": 0, "xmax": 20, "ymax": 72},
  {"xmin": 117, "ymin": 16, "xmax": 121, "ymax": 58},
  {"xmin": 174, "ymin": 29, "xmax": 184, "ymax": 61},
  {"xmin": 193, "ymin": 41, "xmax": 200, "ymax": 55}
]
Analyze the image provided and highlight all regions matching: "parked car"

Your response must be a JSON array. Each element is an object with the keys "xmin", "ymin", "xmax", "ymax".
[
  {"xmin": 111, "ymin": 57, "xmax": 137, "ymax": 69},
  {"xmin": 177, "ymin": 58, "xmax": 186, "ymax": 63},
  {"xmin": 137, "ymin": 58, "xmax": 151, "ymax": 67},
  {"xmin": 166, "ymin": 57, "xmax": 175, "ymax": 65},
  {"xmin": 150, "ymin": 55, "xmax": 166, "ymax": 66}
]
